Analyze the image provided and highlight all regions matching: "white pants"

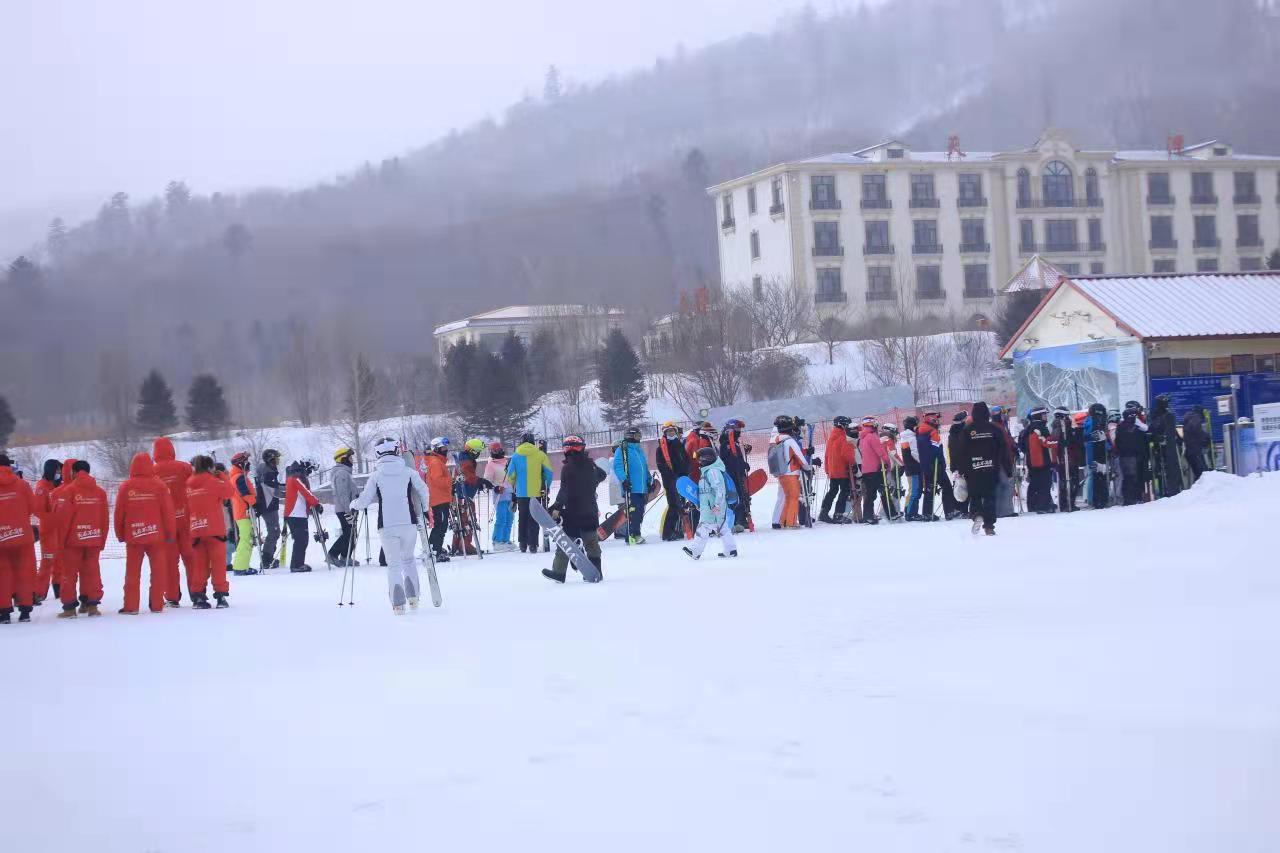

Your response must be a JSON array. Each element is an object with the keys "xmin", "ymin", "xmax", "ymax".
[
  {"xmin": 691, "ymin": 516, "xmax": 737, "ymax": 557},
  {"xmin": 379, "ymin": 523, "xmax": 421, "ymax": 607}
]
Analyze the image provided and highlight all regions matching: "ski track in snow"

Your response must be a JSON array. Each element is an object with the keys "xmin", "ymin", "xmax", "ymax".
[{"xmin": 5, "ymin": 472, "xmax": 1280, "ymax": 853}]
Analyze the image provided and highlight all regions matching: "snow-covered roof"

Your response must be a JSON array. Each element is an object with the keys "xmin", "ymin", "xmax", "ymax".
[
  {"xmin": 1003, "ymin": 255, "xmax": 1067, "ymax": 293},
  {"xmin": 797, "ymin": 150, "xmax": 998, "ymax": 166},
  {"xmin": 433, "ymin": 305, "xmax": 624, "ymax": 337},
  {"xmin": 1070, "ymin": 273, "xmax": 1280, "ymax": 339},
  {"xmin": 1110, "ymin": 150, "xmax": 1280, "ymax": 163}
]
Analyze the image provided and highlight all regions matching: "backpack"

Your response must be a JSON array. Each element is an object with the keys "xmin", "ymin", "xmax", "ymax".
[
  {"xmin": 767, "ymin": 441, "xmax": 789, "ymax": 476},
  {"xmin": 725, "ymin": 472, "xmax": 739, "ymax": 507}
]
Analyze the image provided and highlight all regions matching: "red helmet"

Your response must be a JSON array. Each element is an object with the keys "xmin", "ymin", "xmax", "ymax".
[
  {"xmin": 230, "ymin": 451, "xmax": 250, "ymax": 469},
  {"xmin": 562, "ymin": 435, "xmax": 586, "ymax": 452}
]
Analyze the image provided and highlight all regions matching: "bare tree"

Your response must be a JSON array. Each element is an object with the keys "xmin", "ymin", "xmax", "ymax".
[
  {"xmin": 331, "ymin": 353, "xmax": 382, "ymax": 472},
  {"xmin": 96, "ymin": 351, "xmax": 135, "ymax": 441},
  {"xmin": 278, "ymin": 321, "xmax": 325, "ymax": 426},
  {"xmin": 813, "ymin": 315, "xmax": 849, "ymax": 365},
  {"xmin": 733, "ymin": 277, "xmax": 816, "ymax": 348},
  {"xmin": 855, "ymin": 271, "xmax": 942, "ymax": 397}
]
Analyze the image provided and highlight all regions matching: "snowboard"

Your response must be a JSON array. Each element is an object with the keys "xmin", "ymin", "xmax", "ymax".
[
  {"xmin": 747, "ymin": 468, "xmax": 767, "ymax": 495},
  {"xmin": 529, "ymin": 497, "xmax": 602, "ymax": 583},
  {"xmin": 598, "ymin": 473, "xmax": 661, "ymax": 540}
]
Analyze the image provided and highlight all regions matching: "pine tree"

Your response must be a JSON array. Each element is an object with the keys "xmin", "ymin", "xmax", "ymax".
[
  {"xmin": 528, "ymin": 328, "xmax": 563, "ymax": 397},
  {"xmin": 443, "ymin": 340, "xmax": 484, "ymax": 411},
  {"xmin": 136, "ymin": 369, "xmax": 179, "ymax": 435},
  {"xmin": 0, "ymin": 395, "xmax": 15, "ymax": 447},
  {"xmin": 596, "ymin": 329, "xmax": 648, "ymax": 430},
  {"xmin": 186, "ymin": 374, "xmax": 231, "ymax": 436},
  {"xmin": 994, "ymin": 290, "xmax": 1045, "ymax": 346},
  {"xmin": 500, "ymin": 331, "xmax": 531, "ymax": 407},
  {"xmin": 458, "ymin": 352, "xmax": 538, "ymax": 442}
]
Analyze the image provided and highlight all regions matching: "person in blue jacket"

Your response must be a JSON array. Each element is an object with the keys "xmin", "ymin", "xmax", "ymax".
[{"xmin": 612, "ymin": 427, "xmax": 651, "ymax": 545}]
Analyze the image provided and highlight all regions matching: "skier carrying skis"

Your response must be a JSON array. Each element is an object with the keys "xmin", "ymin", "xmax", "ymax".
[
  {"xmin": 0, "ymin": 452, "xmax": 39, "ymax": 624},
  {"xmin": 451, "ymin": 438, "xmax": 495, "ymax": 556},
  {"xmin": 283, "ymin": 461, "xmax": 321, "ymax": 572},
  {"xmin": 328, "ymin": 448, "xmax": 359, "ymax": 567},
  {"xmin": 612, "ymin": 427, "xmax": 650, "ymax": 545},
  {"xmin": 348, "ymin": 436, "xmax": 431, "ymax": 613},
  {"xmin": 1148, "ymin": 394, "xmax": 1184, "ymax": 498},
  {"xmin": 1050, "ymin": 408, "xmax": 1079, "ymax": 512},
  {"xmin": 857, "ymin": 416, "xmax": 891, "ymax": 524},
  {"xmin": 484, "ymin": 442, "xmax": 514, "ymax": 548},
  {"xmin": 254, "ymin": 449, "xmax": 285, "ymax": 571},
  {"xmin": 954, "ymin": 402, "xmax": 1009, "ymax": 536},
  {"xmin": 683, "ymin": 446, "xmax": 738, "ymax": 560},
  {"xmin": 423, "ymin": 438, "xmax": 455, "ymax": 562},
  {"xmin": 879, "ymin": 423, "xmax": 903, "ymax": 518},
  {"xmin": 917, "ymin": 412, "xmax": 955, "ymax": 520},
  {"xmin": 542, "ymin": 435, "xmax": 606, "ymax": 584},
  {"xmin": 819, "ymin": 415, "xmax": 855, "ymax": 524},
  {"xmin": 718, "ymin": 418, "xmax": 751, "ymax": 532}
]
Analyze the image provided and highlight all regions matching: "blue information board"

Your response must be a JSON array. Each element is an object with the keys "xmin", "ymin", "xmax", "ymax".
[{"xmin": 1149, "ymin": 372, "xmax": 1280, "ymax": 443}]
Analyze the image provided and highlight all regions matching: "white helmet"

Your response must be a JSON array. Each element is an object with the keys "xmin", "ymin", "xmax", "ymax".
[
  {"xmin": 430, "ymin": 436, "xmax": 450, "ymax": 453},
  {"xmin": 373, "ymin": 436, "xmax": 401, "ymax": 457}
]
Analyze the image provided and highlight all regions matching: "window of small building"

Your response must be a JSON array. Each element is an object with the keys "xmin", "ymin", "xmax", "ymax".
[
  {"xmin": 1171, "ymin": 358, "xmax": 1190, "ymax": 376},
  {"xmin": 1148, "ymin": 357, "xmax": 1171, "ymax": 378},
  {"xmin": 1232, "ymin": 354, "xmax": 1256, "ymax": 373},
  {"xmin": 1190, "ymin": 358, "xmax": 1213, "ymax": 375},
  {"xmin": 1256, "ymin": 354, "xmax": 1276, "ymax": 373}
]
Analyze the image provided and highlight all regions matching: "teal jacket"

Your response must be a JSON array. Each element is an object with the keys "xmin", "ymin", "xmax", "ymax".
[{"xmin": 697, "ymin": 457, "xmax": 730, "ymax": 526}]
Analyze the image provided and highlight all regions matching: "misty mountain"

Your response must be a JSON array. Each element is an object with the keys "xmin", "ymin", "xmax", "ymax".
[{"xmin": 4, "ymin": 0, "xmax": 1279, "ymax": 433}]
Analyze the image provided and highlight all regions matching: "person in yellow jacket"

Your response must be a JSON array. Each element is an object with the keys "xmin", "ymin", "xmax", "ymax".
[
  {"xmin": 507, "ymin": 432, "xmax": 554, "ymax": 554},
  {"xmin": 229, "ymin": 452, "xmax": 259, "ymax": 576}
]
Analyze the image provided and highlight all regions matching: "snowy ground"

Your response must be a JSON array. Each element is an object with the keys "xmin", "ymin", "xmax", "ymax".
[{"xmin": 6, "ymin": 472, "xmax": 1280, "ymax": 853}]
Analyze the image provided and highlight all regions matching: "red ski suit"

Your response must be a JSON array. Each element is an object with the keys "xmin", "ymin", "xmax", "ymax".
[
  {"xmin": 153, "ymin": 438, "xmax": 196, "ymax": 603},
  {"xmin": 114, "ymin": 453, "xmax": 177, "ymax": 612},
  {"xmin": 54, "ymin": 471, "xmax": 109, "ymax": 608},
  {"xmin": 0, "ymin": 465, "xmax": 39, "ymax": 611},
  {"xmin": 186, "ymin": 471, "xmax": 236, "ymax": 596}
]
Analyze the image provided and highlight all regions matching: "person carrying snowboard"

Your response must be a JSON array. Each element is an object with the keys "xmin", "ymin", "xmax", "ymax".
[
  {"xmin": 819, "ymin": 415, "xmax": 855, "ymax": 524},
  {"xmin": 542, "ymin": 435, "xmax": 606, "ymax": 584},
  {"xmin": 612, "ymin": 427, "xmax": 650, "ymax": 544},
  {"xmin": 509, "ymin": 432, "xmax": 553, "ymax": 554},
  {"xmin": 683, "ymin": 446, "xmax": 738, "ymax": 560},
  {"xmin": 719, "ymin": 418, "xmax": 751, "ymax": 532},
  {"xmin": 484, "ymin": 442, "xmax": 514, "ymax": 548},
  {"xmin": 656, "ymin": 421, "xmax": 692, "ymax": 540},
  {"xmin": 348, "ymin": 436, "xmax": 432, "ymax": 613}
]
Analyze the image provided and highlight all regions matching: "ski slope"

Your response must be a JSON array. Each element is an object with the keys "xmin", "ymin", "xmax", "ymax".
[{"xmin": 5, "ymin": 472, "xmax": 1279, "ymax": 853}]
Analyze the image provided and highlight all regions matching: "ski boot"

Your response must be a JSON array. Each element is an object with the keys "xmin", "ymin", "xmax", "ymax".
[
  {"xmin": 117, "ymin": 608, "xmax": 140, "ymax": 615},
  {"xmin": 628, "ymin": 535, "xmax": 645, "ymax": 545},
  {"xmin": 717, "ymin": 550, "xmax": 739, "ymax": 559},
  {"xmin": 682, "ymin": 546, "xmax": 700, "ymax": 561},
  {"xmin": 57, "ymin": 605, "xmax": 77, "ymax": 619},
  {"xmin": 771, "ymin": 523, "xmax": 782, "ymax": 530},
  {"xmin": 84, "ymin": 604, "xmax": 102, "ymax": 617},
  {"xmin": 289, "ymin": 565, "xmax": 312, "ymax": 573},
  {"xmin": 541, "ymin": 568, "xmax": 566, "ymax": 584},
  {"xmin": 0, "ymin": 610, "xmax": 10, "ymax": 625},
  {"xmin": 165, "ymin": 599, "xmax": 182, "ymax": 608},
  {"xmin": 233, "ymin": 568, "xmax": 259, "ymax": 576},
  {"xmin": 192, "ymin": 593, "xmax": 212, "ymax": 610},
  {"xmin": 392, "ymin": 603, "xmax": 407, "ymax": 615},
  {"xmin": 408, "ymin": 596, "xmax": 420, "ymax": 610},
  {"xmin": 18, "ymin": 607, "xmax": 32, "ymax": 623},
  {"xmin": 984, "ymin": 528, "xmax": 996, "ymax": 536},
  {"xmin": 433, "ymin": 551, "xmax": 450, "ymax": 563},
  {"xmin": 971, "ymin": 517, "xmax": 983, "ymax": 535},
  {"xmin": 214, "ymin": 593, "xmax": 229, "ymax": 609},
  {"xmin": 818, "ymin": 513, "xmax": 833, "ymax": 524},
  {"xmin": 860, "ymin": 516, "xmax": 879, "ymax": 525}
]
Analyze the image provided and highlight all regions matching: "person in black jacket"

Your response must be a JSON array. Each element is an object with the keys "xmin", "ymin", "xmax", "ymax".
[
  {"xmin": 254, "ymin": 448, "xmax": 284, "ymax": 570},
  {"xmin": 655, "ymin": 421, "xmax": 692, "ymax": 541},
  {"xmin": 542, "ymin": 436, "xmax": 607, "ymax": 583},
  {"xmin": 947, "ymin": 411, "xmax": 969, "ymax": 517},
  {"xmin": 1181, "ymin": 408, "xmax": 1210, "ymax": 484},
  {"xmin": 1148, "ymin": 394, "xmax": 1183, "ymax": 498},
  {"xmin": 1114, "ymin": 405, "xmax": 1148, "ymax": 506},
  {"xmin": 719, "ymin": 418, "xmax": 751, "ymax": 531},
  {"xmin": 955, "ymin": 402, "xmax": 1009, "ymax": 535}
]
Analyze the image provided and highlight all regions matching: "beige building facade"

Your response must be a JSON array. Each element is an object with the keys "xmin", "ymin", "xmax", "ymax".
[{"xmin": 709, "ymin": 129, "xmax": 1280, "ymax": 327}]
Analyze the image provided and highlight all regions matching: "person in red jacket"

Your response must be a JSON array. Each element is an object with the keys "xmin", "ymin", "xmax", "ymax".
[
  {"xmin": 819, "ymin": 415, "xmax": 856, "ymax": 524},
  {"xmin": 152, "ymin": 438, "xmax": 195, "ymax": 606},
  {"xmin": 283, "ymin": 461, "xmax": 322, "ymax": 572},
  {"xmin": 113, "ymin": 452, "xmax": 177, "ymax": 614},
  {"xmin": 684, "ymin": 422, "xmax": 715, "ymax": 483},
  {"xmin": 53, "ymin": 460, "xmax": 109, "ymax": 618},
  {"xmin": 40, "ymin": 458, "xmax": 79, "ymax": 602},
  {"xmin": 0, "ymin": 453, "xmax": 40, "ymax": 624},
  {"xmin": 32, "ymin": 458, "xmax": 62, "ymax": 604},
  {"xmin": 186, "ymin": 455, "xmax": 237, "ymax": 609},
  {"xmin": 1022, "ymin": 407, "xmax": 1058, "ymax": 514}
]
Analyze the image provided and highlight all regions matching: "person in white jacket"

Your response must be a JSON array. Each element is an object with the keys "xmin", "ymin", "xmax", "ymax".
[{"xmin": 348, "ymin": 436, "xmax": 431, "ymax": 614}]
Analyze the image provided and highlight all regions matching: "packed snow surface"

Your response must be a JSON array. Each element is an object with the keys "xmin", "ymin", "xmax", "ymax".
[{"xmin": 6, "ymin": 472, "xmax": 1280, "ymax": 852}]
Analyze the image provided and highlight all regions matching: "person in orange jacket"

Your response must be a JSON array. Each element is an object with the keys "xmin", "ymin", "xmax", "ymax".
[
  {"xmin": 283, "ymin": 460, "xmax": 322, "ymax": 572},
  {"xmin": 186, "ymin": 455, "xmax": 237, "ymax": 609},
  {"xmin": 113, "ymin": 452, "xmax": 177, "ymax": 614},
  {"xmin": 53, "ymin": 460, "xmax": 109, "ymax": 618},
  {"xmin": 684, "ymin": 422, "xmax": 715, "ymax": 483},
  {"xmin": 0, "ymin": 452, "xmax": 40, "ymax": 623},
  {"xmin": 819, "ymin": 415, "xmax": 856, "ymax": 524},
  {"xmin": 423, "ymin": 438, "xmax": 454, "ymax": 562},
  {"xmin": 32, "ymin": 458, "xmax": 62, "ymax": 604},
  {"xmin": 152, "ymin": 438, "xmax": 195, "ymax": 606},
  {"xmin": 228, "ymin": 451, "xmax": 258, "ymax": 575}
]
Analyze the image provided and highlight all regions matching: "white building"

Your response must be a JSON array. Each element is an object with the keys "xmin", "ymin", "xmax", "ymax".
[
  {"xmin": 432, "ymin": 304, "xmax": 624, "ymax": 358},
  {"xmin": 708, "ymin": 129, "xmax": 1280, "ymax": 327}
]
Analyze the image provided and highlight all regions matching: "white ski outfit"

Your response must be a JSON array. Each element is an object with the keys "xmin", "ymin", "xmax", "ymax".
[{"xmin": 350, "ymin": 454, "xmax": 431, "ymax": 609}]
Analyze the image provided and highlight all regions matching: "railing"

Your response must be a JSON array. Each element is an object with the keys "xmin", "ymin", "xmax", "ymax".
[
  {"xmin": 1044, "ymin": 242, "xmax": 1082, "ymax": 252},
  {"xmin": 1237, "ymin": 236, "xmax": 1263, "ymax": 247},
  {"xmin": 1087, "ymin": 241, "xmax": 1107, "ymax": 252},
  {"xmin": 769, "ymin": 203, "xmax": 785, "ymax": 215},
  {"xmin": 959, "ymin": 242, "xmax": 991, "ymax": 253},
  {"xmin": 1149, "ymin": 238, "xmax": 1177, "ymax": 250},
  {"xmin": 916, "ymin": 388, "xmax": 982, "ymax": 406},
  {"xmin": 810, "ymin": 199, "xmax": 842, "ymax": 211},
  {"xmin": 963, "ymin": 288, "xmax": 995, "ymax": 300},
  {"xmin": 812, "ymin": 245, "xmax": 845, "ymax": 257},
  {"xmin": 912, "ymin": 243, "xmax": 943, "ymax": 255},
  {"xmin": 1191, "ymin": 194, "xmax": 1218, "ymax": 205},
  {"xmin": 1193, "ymin": 238, "xmax": 1221, "ymax": 249},
  {"xmin": 957, "ymin": 197, "xmax": 988, "ymax": 208},
  {"xmin": 909, "ymin": 197, "xmax": 940, "ymax": 209},
  {"xmin": 815, "ymin": 291, "xmax": 847, "ymax": 304},
  {"xmin": 915, "ymin": 289, "xmax": 946, "ymax": 301},
  {"xmin": 1147, "ymin": 195, "xmax": 1176, "ymax": 206},
  {"xmin": 860, "ymin": 198, "xmax": 891, "ymax": 210},
  {"xmin": 1016, "ymin": 197, "xmax": 1103, "ymax": 209},
  {"xmin": 863, "ymin": 244, "xmax": 895, "ymax": 256},
  {"xmin": 721, "ymin": 217, "xmax": 735, "ymax": 229},
  {"xmin": 865, "ymin": 290, "xmax": 896, "ymax": 302},
  {"xmin": 1234, "ymin": 193, "xmax": 1261, "ymax": 205}
]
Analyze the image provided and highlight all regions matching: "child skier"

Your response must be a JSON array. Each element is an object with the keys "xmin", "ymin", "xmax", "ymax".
[
  {"xmin": 683, "ymin": 447, "xmax": 738, "ymax": 559},
  {"xmin": 484, "ymin": 442, "xmax": 514, "ymax": 549},
  {"xmin": 348, "ymin": 436, "xmax": 432, "ymax": 613}
]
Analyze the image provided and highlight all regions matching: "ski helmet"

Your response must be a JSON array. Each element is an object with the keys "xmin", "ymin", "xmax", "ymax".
[
  {"xmin": 562, "ymin": 435, "xmax": 586, "ymax": 453},
  {"xmin": 661, "ymin": 420, "xmax": 680, "ymax": 438},
  {"xmin": 263, "ymin": 448, "xmax": 282, "ymax": 464},
  {"xmin": 624, "ymin": 427, "xmax": 642, "ymax": 442},
  {"xmin": 903, "ymin": 415, "xmax": 919, "ymax": 430},
  {"xmin": 698, "ymin": 421, "xmax": 716, "ymax": 437},
  {"xmin": 723, "ymin": 418, "xmax": 744, "ymax": 432},
  {"xmin": 990, "ymin": 405, "xmax": 1004, "ymax": 420},
  {"xmin": 923, "ymin": 411, "xmax": 942, "ymax": 425},
  {"xmin": 464, "ymin": 438, "xmax": 485, "ymax": 455},
  {"xmin": 230, "ymin": 451, "xmax": 250, "ymax": 469},
  {"xmin": 520, "ymin": 432, "xmax": 535, "ymax": 445},
  {"xmin": 1052, "ymin": 407, "xmax": 1069, "ymax": 419},
  {"xmin": 1108, "ymin": 411, "xmax": 1122, "ymax": 424},
  {"xmin": 1028, "ymin": 407, "xmax": 1049, "ymax": 422},
  {"xmin": 833, "ymin": 415, "xmax": 852, "ymax": 429},
  {"xmin": 333, "ymin": 446, "xmax": 353, "ymax": 463},
  {"xmin": 373, "ymin": 436, "xmax": 401, "ymax": 457},
  {"xmin": 861, "ymin": 416, "xmax": 878, "ymax": 428},
  {"xmin": 953, "ymin": 411, "xmax": 968, "ymax": 423},
  {"xmin": 430, "ymin": 437, "xmax": 450, "ymax": 454},
  {"xmin": 880, "ymin": 423, "xmax": 899, "ymax": 436},
  {"xmin": 0, "ymin": 452, "xmax": 11, "ymax": 468},
  {"xmin": 773, "ymin": 414, "xmax": 795, "ymax": 433},
  {"xmin": 488, "ymin": 441, "xmax": 505, "ymax": 458},
  {"xmin": 696, "ymin": 446, "xmax": 718, "ymax": 466}
]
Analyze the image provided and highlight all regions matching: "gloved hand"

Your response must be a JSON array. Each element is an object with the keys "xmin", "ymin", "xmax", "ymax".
[
  {"xmin": 314, "ymin": 504, "xmax": 324, "ymax": 514},
  {"xmin": 1095, "ymin": 462, "xmax": 1108, "ymax": 475},
  {"xmin": 344, "ymin": 511, "xmax": 357, "ymax": 524}
]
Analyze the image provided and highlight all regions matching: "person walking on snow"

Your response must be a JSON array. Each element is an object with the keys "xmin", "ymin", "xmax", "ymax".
[
  {"xmin": 819, "ymin": 415, "xmax": 855, "ymax": 524},
  {"xmin": 858, "ymin": 417, "xmax": 891, "ymax": 524},
  {"xmin": 683, "ymin": 446, "xmax": 738, "ymax": 559},
  {"xmin": 53, "ymin": 460, "xmax": 109, "ymax": 618},
  {"xmin": 283, "ymin": 461, "xmax": 321, "ymax": 572},
  {"xmin": 541, "ymin": 435, "xmax": 607, "ymax": 583},
  {"xmin": 228, "ymin": 451, "xmax": 258, "ymax": 576},
  {"xmin": 32, "ymin": 459, "xmax": 61, "ymax": 605},
  {"xmin": 0, "ymin": 452, "xmax": 39, "ymax": 624},
  {"xmin": 348, "ymin": 436, "xmax": 431, "ymax": 613},
  {"xmin": 612, "ymin": 427, "xmax": 651, "ymax": 544},
  {"xmin": 719, "ymin": 419, "xmax": 751, "ymax": 532},
  {"xmin": 954, "ymin": 402, "xmax": 1008, "ymax": 536},
  {"xmin": 152, "ymin": 439, "xmax": 195, "ymax": 606},
  {"xmin": 484, "ymin": 442, "xmax": 514, "ymax": 547},
  {"xmin": 508, "ymin": 432, "xmax": 553, "ymax": 554},
  {"xmin": 328, "ymin": 448, "xmax": 359, "ymax": 567},
  {"xmin": 254, "ymin": 449, "xmax": 285, "ymax": 570},
  {"xmin": 113, "ymin": 452, "xmax": 176, "ymax": 614}
]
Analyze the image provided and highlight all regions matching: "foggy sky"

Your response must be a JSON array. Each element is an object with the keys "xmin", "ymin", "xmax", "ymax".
[{"xmin": 1, "ymin": 0, "xmax": 827, "ymax": 216}]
